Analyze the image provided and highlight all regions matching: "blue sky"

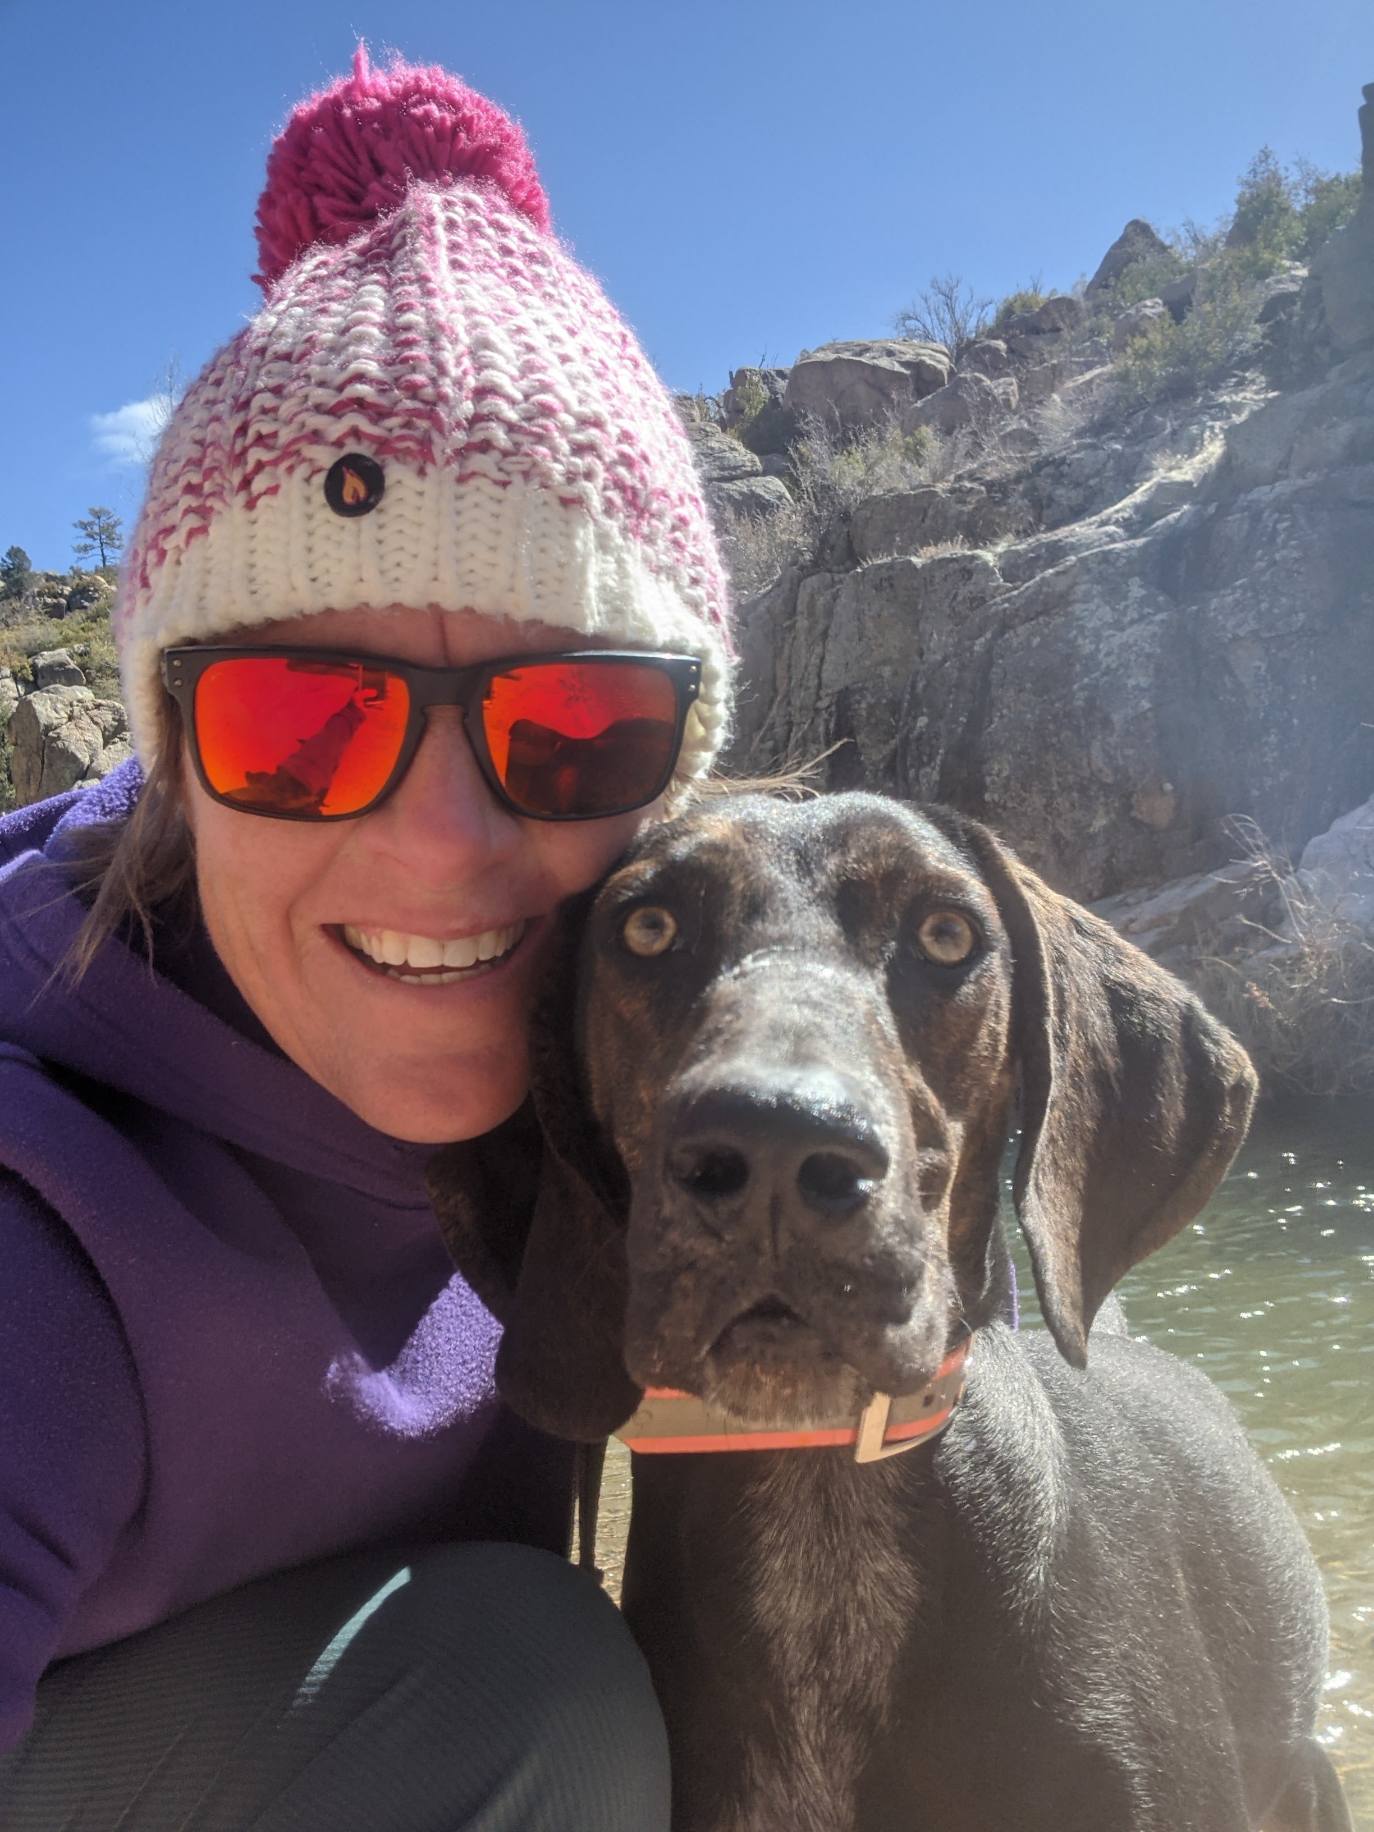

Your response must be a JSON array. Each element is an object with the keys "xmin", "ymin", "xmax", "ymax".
[{"xmin": 6, "ymin": 0, "xmax": 1367, "ymax": 572}]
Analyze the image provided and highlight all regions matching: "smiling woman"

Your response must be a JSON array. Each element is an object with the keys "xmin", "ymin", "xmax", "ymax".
[{"xmin": 0, "ymin": 43, "xmax": 734, "ymax": 1830}]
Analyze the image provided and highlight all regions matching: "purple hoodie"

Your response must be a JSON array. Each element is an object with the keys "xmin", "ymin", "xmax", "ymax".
[{"xmin": 0, "ymin": 761, "xmax": 571, "ymax": 1755}]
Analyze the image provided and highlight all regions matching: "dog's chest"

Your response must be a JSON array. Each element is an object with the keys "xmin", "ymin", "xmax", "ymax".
[{"xmin": 725, "ymin": 1455, "xmax": 924, "ymax": 1832}]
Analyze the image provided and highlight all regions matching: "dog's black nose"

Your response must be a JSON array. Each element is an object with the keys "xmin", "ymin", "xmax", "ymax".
[{"xmin": 665, "ymin": 1076, "xmax": 890, "ymax": 1219}]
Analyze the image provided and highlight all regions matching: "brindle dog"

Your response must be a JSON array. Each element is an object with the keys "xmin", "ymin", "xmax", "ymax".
[{"xmin": 430, "ymin": 793, "xmax": 1351, "ymax": 1832}]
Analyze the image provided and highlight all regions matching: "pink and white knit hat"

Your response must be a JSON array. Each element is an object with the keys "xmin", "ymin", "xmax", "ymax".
[{"xmin": 117, "ymin": 48, "xmax": 733, "ymax": 780}]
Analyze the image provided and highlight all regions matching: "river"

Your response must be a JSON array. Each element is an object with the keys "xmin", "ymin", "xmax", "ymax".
[{"xmin": 1113, "ymin": 1095, "xmax": 1373, "ymax": 1821}]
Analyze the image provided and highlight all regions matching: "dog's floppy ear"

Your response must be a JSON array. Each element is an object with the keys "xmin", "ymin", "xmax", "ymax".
[
  {"xmin": 427, "ymin": 893, "xmax": 643, "ymax": 1443},
  {"xmin": 928, "ymin": 809, "xmax": 1258, "ymax": 1367}
]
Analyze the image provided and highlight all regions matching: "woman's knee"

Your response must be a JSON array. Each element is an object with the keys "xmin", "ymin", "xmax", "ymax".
[{"xmin": 282, "ymin": 1541, "xmax": 671, "ymax": 1830}]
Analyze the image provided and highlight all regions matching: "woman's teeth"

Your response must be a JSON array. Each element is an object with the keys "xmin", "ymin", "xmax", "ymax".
[{"xmin": 341, "ymin": 920, "xmax": 526, "ymax": 985}]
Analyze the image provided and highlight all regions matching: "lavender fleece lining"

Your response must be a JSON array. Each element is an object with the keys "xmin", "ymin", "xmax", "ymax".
[{"xmin": 0, "ymin": 761, "xmax": 570, "ymax": 1756}]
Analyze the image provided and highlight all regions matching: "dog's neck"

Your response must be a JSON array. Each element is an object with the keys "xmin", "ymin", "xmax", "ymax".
[
  {"xmin": 615, "ymin": 1334, "xmax": 971, "ymax": 1461},
  {"xmin": 614, "ymin": 1240, "xmax": 1015, "ymax": 1463}
]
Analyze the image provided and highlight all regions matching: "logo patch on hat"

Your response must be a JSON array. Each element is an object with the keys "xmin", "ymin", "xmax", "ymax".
[{"xmin": 325, "ymin": 453, "xmax": 386, "ymax": 518}]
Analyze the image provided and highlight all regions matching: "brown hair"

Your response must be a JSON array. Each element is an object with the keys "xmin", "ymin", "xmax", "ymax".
[{"xmin": 57, "ymin": 698, "xmax": 195, "ymax": 989}]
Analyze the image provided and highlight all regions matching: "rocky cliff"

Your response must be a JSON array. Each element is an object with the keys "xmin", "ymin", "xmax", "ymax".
[{"xmin": 707, "ymin": 90, "xmax": 1373, "ymax": 916}]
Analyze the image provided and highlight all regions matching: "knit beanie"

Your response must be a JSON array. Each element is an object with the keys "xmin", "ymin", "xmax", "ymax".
[{"xmin": 116, "ymin": 47, "xmax": 733, "ymax": 783}]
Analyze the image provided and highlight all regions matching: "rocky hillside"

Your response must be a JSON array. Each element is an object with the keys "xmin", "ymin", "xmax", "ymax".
[
  {"xmin": 0, "ymin": 567, "xmax": 125, "ymax": 811},
  {"xmin": 678, "ymin": 84, "xmax": 1374, "ymax": 1092}
]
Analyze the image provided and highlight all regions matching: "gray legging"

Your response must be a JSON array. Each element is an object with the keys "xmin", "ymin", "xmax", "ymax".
[{"xmin": 0, "ymin": 1542, "xmax": 670, "ymax": 1830}]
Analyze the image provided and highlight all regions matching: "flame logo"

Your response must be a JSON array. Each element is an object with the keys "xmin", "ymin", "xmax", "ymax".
[{"xmin": 325, "ymin": 452, "xmax": 384, "ymax": 516}]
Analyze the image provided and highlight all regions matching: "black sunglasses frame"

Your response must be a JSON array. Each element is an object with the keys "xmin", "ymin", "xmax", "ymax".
[{"xmin": 160, "ymin": 645, "xmax": 703, "ymax": 824}]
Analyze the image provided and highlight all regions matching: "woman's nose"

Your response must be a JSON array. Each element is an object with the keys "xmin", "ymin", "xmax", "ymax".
[{"xmin": 366, "ymin": 707, "xmax": 523, "ymax": 878}]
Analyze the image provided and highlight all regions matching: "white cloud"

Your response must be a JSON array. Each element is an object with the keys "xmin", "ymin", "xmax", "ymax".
[{"xmin": 90, "ymin": 393, "xmax": 176, "ymax": 468}]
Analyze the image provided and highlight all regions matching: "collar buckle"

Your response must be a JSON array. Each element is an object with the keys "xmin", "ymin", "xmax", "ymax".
[{"xmin": 854, "ymin": 1391, "xmax": 912, "ymax": 1463}]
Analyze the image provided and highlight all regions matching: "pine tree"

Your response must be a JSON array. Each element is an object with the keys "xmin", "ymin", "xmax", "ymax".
[
  {"xmin": 73, "ymin": 508, "xmax": 124, "ymax": 568},
  {"xmin": 0, "ymin": 545, "xmax": 34, "ymax": 600}
]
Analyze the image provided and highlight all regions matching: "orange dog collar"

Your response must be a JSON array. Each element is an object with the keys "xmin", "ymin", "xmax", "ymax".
[{"xmin": 615, "ymin": 1337, "xmax": 971, "ymax": 1463}]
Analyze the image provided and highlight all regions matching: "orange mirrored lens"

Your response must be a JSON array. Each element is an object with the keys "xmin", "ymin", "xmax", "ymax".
[
  {"xmin": 194, "ymin": 656, "xmax": 409, "ymax": 817},
  {"xmin": 483, "ymin": 661, "xmax": 679, "ymax": 816}
]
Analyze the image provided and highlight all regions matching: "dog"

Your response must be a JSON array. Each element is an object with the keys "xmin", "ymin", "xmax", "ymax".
[{"xmin": 430, "ymin": 792, "xmax": 1351, "ymax": 1832}]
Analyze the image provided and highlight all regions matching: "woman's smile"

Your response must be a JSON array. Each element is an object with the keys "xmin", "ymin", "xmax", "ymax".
[{"xmin": 332, "ymin": 917, "xmax": 533, "ymax": 986}]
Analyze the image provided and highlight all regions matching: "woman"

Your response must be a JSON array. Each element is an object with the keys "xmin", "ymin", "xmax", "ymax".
[{"xmin": 0, "ymin": 48, "xmax": 733, "ymax": 1829}]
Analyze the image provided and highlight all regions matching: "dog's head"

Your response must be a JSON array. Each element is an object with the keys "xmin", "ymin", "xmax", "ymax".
[{"xmin": 429, "ymin": 794, "xmax": 1256, "ymax": 1442}]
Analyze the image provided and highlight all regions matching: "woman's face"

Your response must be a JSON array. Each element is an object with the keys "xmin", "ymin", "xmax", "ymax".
[{"xmin": 180, "ymin": 605, "xmax": 658, "ymax": 1144}]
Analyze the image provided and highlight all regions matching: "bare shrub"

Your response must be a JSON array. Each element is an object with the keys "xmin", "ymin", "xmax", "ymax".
[
  {"xmin": 893, "ymin": 273, "xmax": 994, "ymax": 357},
  {"xmin": 788, "ymin": 411, "xmax": 935, "ymax": 519},
  {"xmin": 1190, "ymin": 822, "xmax": 1374, "ymax": 1098},
  {"xmin": 1023, "ymin": 383, "xmax": 1099, "ymax": 453}
]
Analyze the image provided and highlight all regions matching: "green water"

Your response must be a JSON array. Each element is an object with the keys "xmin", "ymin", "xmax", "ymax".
[{"xmin": 1108, "ymin": 1097, "xmax": 1373, "ymax": 1822}]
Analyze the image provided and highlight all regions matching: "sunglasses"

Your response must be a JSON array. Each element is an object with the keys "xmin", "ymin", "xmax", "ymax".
[{"xmin": 161, "ymin": 645, "xmax": 702, "ymax": 823}]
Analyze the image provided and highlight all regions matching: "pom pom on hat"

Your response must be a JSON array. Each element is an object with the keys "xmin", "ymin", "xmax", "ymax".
[{"xmin": 253, "ymin": 43, "xmax": 551, "ymax": 289}]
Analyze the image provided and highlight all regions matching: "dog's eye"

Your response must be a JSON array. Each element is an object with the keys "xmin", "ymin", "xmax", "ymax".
[
  {"xmin": 622, "ymin": 906, "xmax": 679, "ymax": 957},
  {"xmin": 915, "ymin": 910, "xmax": 978, "ymax": 965}
]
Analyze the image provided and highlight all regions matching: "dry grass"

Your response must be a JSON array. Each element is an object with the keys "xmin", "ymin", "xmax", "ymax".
[
  {"xmin": 1190, "ymin": 820, "xmax": 1374, "ymax": 1098},
  {"xmin": 717, "ymin": 498, "xmax": 808, "ymax": 600},
  {"xmin": 718, "ymin": 409, "xmax": 938, "ymax": 599}
]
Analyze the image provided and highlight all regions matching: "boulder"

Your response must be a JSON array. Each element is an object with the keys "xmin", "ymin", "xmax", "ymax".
[
  {"xmin": 783, "ymin": 340, "xmax": 951, "ymax": 435},
  {"xmin": 958, "ymin": 338, "xmax": 1012, "ymax": 379},
  {"xmin": 723, "ymin": 366, "xmax": 789, "ymax": 422},
  {"xmin": 999, "ymin": 294, "xmax": 1084, "ymax": 338},
  {"xmin": 1293, "ymin": 794, "xmax": 1374, "ymax": 930},
  {"xmin": 1112, "ymin": 297, "xmax": 1170, "ymax": 351},
  {"xmin": 903, "ymin": 370, "xmax": 1016, "ymax": 437},
  {"xmin": 1084, "ymin": 219, "xmax": 1171, "ymax": 299},
  {"xmin": 684, "ymin": 422, "xmax": 764, "ymax": 486},
  {"xmin": 723, "ymin": 87, "xmax": 1374, "ymax": 912},
  {"xmin": 723, "ymin": 367, "xmax": 797, "ymax": 456},
  {"xmin": 1017, "ymin": 359, "xmax": 1069, "ymax": 406},
  {"xmin": 1255, "ymin": 267, "xmax": 1308, "ymax": 325},
  {"xmin": 1159, "ymin": 271, "xmax": 1198, "ymax": 323},
  {"xmin": 732, "ymin": 552, "xmax": 1005, "ymax": 792},
  {"xmin": 29, "ymin": 648, "xmax": 85, "ymax": 690},
  {"xmin": 710, "ymin": 475, "xmax": 794, "ymax": 519},
  {"xmin": 7, "ymin": 685, "xmax": 129, "ymax": 807},
  {"xmin": 0, "ymin": 668, "xmax": 18, "ymax": 734}
]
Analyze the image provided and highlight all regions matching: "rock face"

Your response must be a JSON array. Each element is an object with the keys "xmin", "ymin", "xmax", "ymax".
[{"xmin": 6, "ymin": 662, "xmax": 132, "ymax": 806}]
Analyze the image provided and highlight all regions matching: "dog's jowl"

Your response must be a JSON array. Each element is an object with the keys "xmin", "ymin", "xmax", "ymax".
[{"xmin": 431, "ymin": 793, "xmax": 1352, "ymax": 1832}]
